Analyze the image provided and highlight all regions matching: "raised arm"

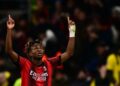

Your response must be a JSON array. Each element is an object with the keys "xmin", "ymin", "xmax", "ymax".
[
  {"xmin": 5, "ymin": 15, "xmax": 18, "ymax": 62},
  {"xmin": 61, "ymin": 17, "xmax": 76, "ymax": 63}
]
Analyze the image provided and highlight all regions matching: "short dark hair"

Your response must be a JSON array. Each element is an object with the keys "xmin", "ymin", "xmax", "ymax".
[{"xmin": 25, "ymin": 39, "xmax": 42, "ymax": 54}]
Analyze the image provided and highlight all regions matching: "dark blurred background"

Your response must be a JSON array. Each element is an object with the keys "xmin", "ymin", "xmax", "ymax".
[{"xmin": 0, "ymin": 0, "xmax": 120, "ymax": 86}]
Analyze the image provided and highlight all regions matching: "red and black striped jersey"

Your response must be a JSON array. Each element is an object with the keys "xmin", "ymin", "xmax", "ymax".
[{"xmin": 18, "ymin": 54, "xmax": 61, "ymax": 86}]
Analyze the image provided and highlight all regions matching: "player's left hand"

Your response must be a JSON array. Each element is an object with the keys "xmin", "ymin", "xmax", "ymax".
[{"xmin": 67, "ymin": 16, "xmax": 76, "ymax": 37}]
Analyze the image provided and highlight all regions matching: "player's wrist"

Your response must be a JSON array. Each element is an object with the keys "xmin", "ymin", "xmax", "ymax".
[
  {"xmin": 7, "ymin": 28, "xmax": 13, "ymax": 30},
  {"xmin": 69, "ymin": 25, "xmax": 76, "ymax": 37},
  {"xmin": 7, "ymin": 27, "xmax": 13, "ymax": 30}
]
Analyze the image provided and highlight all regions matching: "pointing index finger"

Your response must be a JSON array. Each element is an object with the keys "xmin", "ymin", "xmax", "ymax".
[
  {"xmin": 67, "ymin": 16, "xmax": 70, "ymax": 22},
  {"xmin": 8, "ymin": 14, "xmax": 11, "ymax": 19},
  {"xmin": 8, "ymin": 14, "xmax": 13, "ymax": 20}
]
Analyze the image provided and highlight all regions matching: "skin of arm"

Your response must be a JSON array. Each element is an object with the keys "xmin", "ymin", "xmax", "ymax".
[
  {"xmin": 61, "ymin": 17, "xmax": 76, "ymax": 63},
  {"xmin": 5, "ymin": 15, "xmax": 18, "ymax": 62}
]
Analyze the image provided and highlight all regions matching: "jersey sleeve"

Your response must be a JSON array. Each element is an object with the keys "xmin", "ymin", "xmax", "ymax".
[
  {"xmin": 18, "ymin": 56, "xmax": 27, "ymax": 69},
  {"xmin": 48, "ymin": 55, "xmax": 61, "ymax": 66}
]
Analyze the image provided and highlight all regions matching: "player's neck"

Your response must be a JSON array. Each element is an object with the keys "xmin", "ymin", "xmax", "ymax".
[
  {"xmin": 37, "ymin": 61, "xmax": 43, "ymax": 66},
  {"xmin": 33, "ymin": 60, "xmax": 43, "ymax": 66}
]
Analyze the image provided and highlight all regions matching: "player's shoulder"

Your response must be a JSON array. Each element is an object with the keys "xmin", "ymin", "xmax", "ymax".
[
  {"xmin": 19, "ymin": 55, "xmax": 28, "ymax": 59},
  {"xmin": 42, "ymin": 54, "xmax": 61, "ymax": 65},
  {"xmin": 47, "ymin": 57, "xmax": 55, "ymax": 62},
  {"xmin": 18, "ymin": 55, "xmax": 30, "ymax": 62}
]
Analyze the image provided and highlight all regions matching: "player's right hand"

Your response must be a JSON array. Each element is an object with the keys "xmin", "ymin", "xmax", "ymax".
[{"xmin": 7, "ymin": 15, "xmax": 15, "ymax": 30}]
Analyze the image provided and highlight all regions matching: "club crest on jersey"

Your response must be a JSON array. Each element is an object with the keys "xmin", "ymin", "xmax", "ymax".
[{"xmin": 30, "ymin": 70, "xmax": 48, "ymax": 81}]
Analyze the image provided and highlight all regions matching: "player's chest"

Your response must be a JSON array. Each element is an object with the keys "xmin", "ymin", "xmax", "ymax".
[{"xmin": 30, "ymin": 66, "xmax": 48, "ymax": 82}]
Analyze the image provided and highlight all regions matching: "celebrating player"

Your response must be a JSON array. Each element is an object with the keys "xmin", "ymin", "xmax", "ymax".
[{"xmin": 5, "ymin": 15, "xmax": 76, "ymax": 86}]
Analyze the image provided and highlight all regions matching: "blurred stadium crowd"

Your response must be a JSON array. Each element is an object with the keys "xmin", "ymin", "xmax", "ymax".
[{"xmin": 0, "ymin": 0, "xmax": 120, "ymax": 86}]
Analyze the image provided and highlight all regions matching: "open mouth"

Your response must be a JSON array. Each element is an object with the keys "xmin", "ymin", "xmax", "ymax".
[{"xmin": 38, "ymin": 53, "xmax": 43, "ymax": 56}]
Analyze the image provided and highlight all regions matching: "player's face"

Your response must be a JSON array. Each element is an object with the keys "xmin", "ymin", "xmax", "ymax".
[{"xmin": 29, "ymin": 43, "xmax": 45, "ymax": 59}]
